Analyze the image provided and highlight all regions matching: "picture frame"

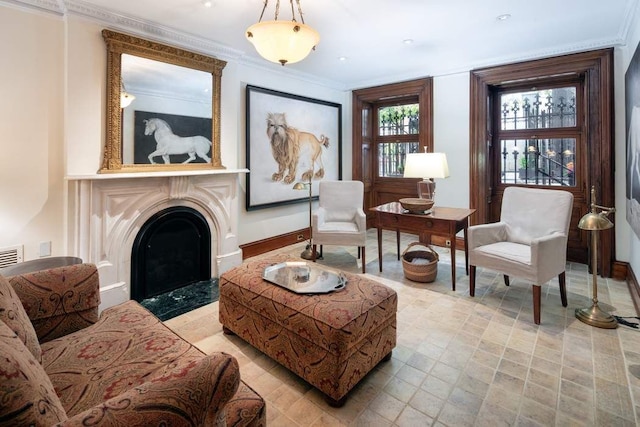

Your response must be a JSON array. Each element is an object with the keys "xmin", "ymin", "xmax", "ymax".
[
  {"xmin": 245, "ymin": 85, "xmax": 342, "ymax": 211},
  {"xmin": 133, "ymin": 110, "xmax": 213, "ymax": 165},
  {"xmin": 626, "ymin": 42, "xmax": 640, "ymax": 239}
]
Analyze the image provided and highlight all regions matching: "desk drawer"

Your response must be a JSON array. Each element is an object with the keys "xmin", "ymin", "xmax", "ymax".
[{"xmin": 379, "ymin": 214, "xmax": 450, "ymax": 234}]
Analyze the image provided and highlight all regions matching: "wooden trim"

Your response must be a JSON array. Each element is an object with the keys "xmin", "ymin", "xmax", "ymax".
[
  {"xmin": 612, "ymin": 261, "xmax": 628, "ymax": 281},
  {"xmin": 240, "ymin": 229, "xmax": 309, "ymax": 259},
  {"xmin": 469, "ymin": 48, "xmax": 615, "ymax": 275},
  {"xmin": 627, "ymin": 264, "xmax": 640, "ymax": 316}
]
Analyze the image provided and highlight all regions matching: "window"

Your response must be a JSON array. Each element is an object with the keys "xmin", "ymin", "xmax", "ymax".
[
  {"xmin": 376, "ymin": 102, "xmax": 420, "ymax": 177},
  {"xmin": 496, "ymin": 85, "xmax": 579, "ymax": 187}
]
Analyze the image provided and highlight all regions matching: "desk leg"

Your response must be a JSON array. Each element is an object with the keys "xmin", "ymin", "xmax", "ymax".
[
  {"xmin": 450, "ymin": 236, "xmax": 456, "ymax": 291},
  {"xmin": 464, "ymin": 225, "xmax": 469, "ymax": 275},
  {"xmin": 377, "ymin": 226, "xmax": 383, "ymax": 272}
]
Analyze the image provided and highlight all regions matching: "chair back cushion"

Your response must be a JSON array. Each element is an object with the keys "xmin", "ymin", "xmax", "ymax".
[
  {"xmin": 0, "ymin": 320, "xmax": 67, "ymax": 425},
  {"xmin": 0, "ymin": 274, "xmax": 42, "ymax": 362},
  {"xmin": 319, "ymin": 180, "xmax": 364, "ymax": 222},
  {"xmin": 500, "ymin": 187, "xmax": 574, "ymax": 244}
]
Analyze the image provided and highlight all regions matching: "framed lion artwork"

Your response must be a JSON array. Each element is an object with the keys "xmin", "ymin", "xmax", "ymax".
[{"xmin": 245, "ymin": 85, "xmax": 342, "ymax": 211}]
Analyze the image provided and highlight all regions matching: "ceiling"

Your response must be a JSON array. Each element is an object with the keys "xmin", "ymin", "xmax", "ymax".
[{"xmin": 12, "ymin": 0, "xmax": 640, "ymax": 89}]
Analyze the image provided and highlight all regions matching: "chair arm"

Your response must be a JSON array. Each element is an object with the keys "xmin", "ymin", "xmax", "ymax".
[
  {"xmin": 531, "ymin": 232, "xmax": 568, "ymax": 278},
  {"xmin": 355, "ymin": 208, "xmax": 366, "ymax": 231},
  {"xmin": 312, "ymin": 207, "xmax": 327, "ymax": 230},
  {"xmin": 7, "ymin": 263, "xmax": 100, "ymax": 343},
  {"xmin": 467, "ymin": 222, "xmax": 508, "ymax": 250},
  {"xmin": 57, "ymin": 352, "xmax": 240, "ymax": 427}
]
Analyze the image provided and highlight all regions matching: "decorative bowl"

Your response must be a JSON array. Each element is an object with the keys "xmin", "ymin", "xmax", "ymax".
[{"xmin": 399, "ymin": 198, "xmax": 434, "ymax": 214}]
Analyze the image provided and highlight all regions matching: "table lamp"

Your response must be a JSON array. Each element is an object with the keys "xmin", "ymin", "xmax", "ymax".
[
  {"xmin": 403, "ymin": 151, "xmax": 450, "ymax": 202},
  {"xmin": 293, "ymin": 178, "xmax": 314, "ymax": 260},
  {"xmin": 575, "ymin": 186, "xmax": 617, "ymax": 329}
]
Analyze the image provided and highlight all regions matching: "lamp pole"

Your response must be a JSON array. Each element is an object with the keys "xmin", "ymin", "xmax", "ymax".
[{"xmin": 293, "ymin": 177, "xmax": 315, "ymax": 260}]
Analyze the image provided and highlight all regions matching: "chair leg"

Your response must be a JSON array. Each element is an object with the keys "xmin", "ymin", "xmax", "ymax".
[
  {"xmin": 470, "ymin": 265, "xmax": 476, "ymax": 297},
  {"xmin": 559, "ymin": 272, "xmax": 567, "ymax": 307},
  {"xmin": 533, "ymin": 285, "xmax": 541, "ymax": 325},
  {"xmin": 504, "ymin": 275, "xmax": 510, "ymax": 286},
  {"xmin": 361, "ymin": 247, "xmax": 366, "ymax": 273},
  {"xmin": 320, "ymin": 245, "xmax": 323, "ymax": 257},
  {"xmin": 357, "ymin": 247, "xmax": 361, "ymax": 259},
  {"xmin": 312, "ymin": 244, "xmax": 317, "ymax": 262}
]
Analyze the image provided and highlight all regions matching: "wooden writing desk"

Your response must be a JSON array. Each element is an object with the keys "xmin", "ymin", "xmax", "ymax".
[{"xmin": 370, "ymin": 202, "xmax": 475, "ymax": 290}]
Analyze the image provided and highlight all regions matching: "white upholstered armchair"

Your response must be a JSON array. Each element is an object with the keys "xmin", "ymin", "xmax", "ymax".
[
  {"xmin": 468, "ymin": 186, "xmax": 574, "ymax": 324},
  {"xmin": 312, "ymin": 180, "xmax": 367, "ymax": 273}
]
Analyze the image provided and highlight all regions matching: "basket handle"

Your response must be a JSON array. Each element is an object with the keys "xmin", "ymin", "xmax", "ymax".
[{"xmin": 402, "ymin": 242, "xmax": 439, "ymax": 261}]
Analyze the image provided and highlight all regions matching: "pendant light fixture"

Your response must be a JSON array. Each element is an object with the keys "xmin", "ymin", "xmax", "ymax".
[{"xmin": 246, "ymin": 0, "xmax": 320, "ymax": 66}]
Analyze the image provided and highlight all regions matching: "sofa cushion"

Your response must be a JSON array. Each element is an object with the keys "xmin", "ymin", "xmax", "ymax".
[
  {"xmin": 0, "ymin": 320, "xmax": 67, "ymax": 425},
  {"xmin": 0, "ymin": 274, "xmax": 41, "ymax": 362},
  {"xmin": 41, "ymin": 300, "xmax": 207, "ymax": 417}
]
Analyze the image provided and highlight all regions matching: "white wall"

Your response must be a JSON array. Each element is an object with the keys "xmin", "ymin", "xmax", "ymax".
[
  {"xmin": 433, "ymin": 72, "xmax": 471, "ymax": 209},
  {"xmin": 0, "ymin": 7, "xmax": 65, "ymax": 261}
]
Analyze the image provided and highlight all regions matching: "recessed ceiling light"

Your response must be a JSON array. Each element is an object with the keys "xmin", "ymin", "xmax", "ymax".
[
  {"xmin": 202, "ymin": 0, "xmax": 212, "ymax": 7},
  {"xmin": 338, "ymin": 56, "xmax": 348, "ymax": 62},
  {"xmin": 496, "ymin": 13, "xmax": 511, "ymax": 21},
  {"xmin": 403, "ymin": 39, "xmax": 414, "ymax": 45}
]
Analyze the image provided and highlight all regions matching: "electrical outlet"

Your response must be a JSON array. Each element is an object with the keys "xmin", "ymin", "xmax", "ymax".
[
  {"xmin": 445, "ymin": 239, "xmax": 451, "ymax": 247},
  {"xmin": 296, "ymin": 234, "xmax": 305, "ymax": 241},
  {"xmin": 39, "ymin": 241, "xmax": 51, "ymax": 257}
]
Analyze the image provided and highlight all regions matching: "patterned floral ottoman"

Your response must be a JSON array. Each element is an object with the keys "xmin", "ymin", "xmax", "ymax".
[{"xmin": 219, "ymin": 256, "xmax": 397, "ymax": 406}]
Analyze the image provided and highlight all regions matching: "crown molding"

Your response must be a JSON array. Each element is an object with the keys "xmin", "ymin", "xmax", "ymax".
[{"xmin": 1, "ymin": 0, "xmax": 64, "ymax": 15}]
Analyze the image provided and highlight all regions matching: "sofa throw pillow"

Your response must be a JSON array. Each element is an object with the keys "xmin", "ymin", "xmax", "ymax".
[
  {"xmin": 0, "ymin": 320, "xmax": 67, "ymax": 426},
  {"xmin": 0, "ymin": 273, "xmax": 42, "ymax": 362}
]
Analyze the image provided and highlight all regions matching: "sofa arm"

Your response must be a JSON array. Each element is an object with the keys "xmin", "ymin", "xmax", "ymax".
[
  {"xmin": 7, "ymin": 263, "xmax": 100, "ymax": 343},
  {"xmin": 57, "ymin": 352, "xmax": 240, "ymax": 427}
]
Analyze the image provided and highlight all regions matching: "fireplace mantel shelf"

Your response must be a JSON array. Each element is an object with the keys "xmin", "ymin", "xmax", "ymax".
[{"xmin": 66, "ymin": 168, "xmax": 249, "ymax": 181}]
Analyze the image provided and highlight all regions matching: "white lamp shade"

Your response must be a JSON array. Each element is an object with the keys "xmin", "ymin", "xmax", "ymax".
[
  {"xmin": 246, "ymin": 20, "xmax": 319, "ymax": 65},
  {"xmin": 403, "ymin": 152, "xmax": 450, "ymax": 179}
]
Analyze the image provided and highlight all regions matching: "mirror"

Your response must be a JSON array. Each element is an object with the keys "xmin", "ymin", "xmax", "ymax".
[{"xmin": 101, "ymin": 30, "xmax": 226, "ymax": 172}]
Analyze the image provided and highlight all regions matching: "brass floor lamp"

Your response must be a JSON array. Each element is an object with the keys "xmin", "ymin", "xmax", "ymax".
[
  {"xmin": 293, "ymin": 178, "xmax": 314, "ymax": 260},
  {"xmin": 575, "ymin": 186, "xmax": 617, "ymax": 329}
]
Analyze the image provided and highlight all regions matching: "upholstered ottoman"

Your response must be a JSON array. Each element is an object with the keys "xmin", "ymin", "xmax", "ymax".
[{"xmin": 219, "ymin": 256, "xmax": 397, "ymax": 406}]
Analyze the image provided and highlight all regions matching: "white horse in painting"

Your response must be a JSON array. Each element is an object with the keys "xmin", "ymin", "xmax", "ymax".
[{"xmin": 144, "ymin": 118, "xmax": 212, "ymax": 164}]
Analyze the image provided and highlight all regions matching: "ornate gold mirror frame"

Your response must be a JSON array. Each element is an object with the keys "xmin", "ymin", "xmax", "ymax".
[{"xmin": 100, "ymin": 30, "xmax": 226, "ymax": 173}]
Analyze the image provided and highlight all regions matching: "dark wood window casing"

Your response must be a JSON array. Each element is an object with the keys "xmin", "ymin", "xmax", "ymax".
[
  {"xmin": 470, "ymin": 49, "xmax": 615, "ymax": 276},
  {"xmin": 352, "ymin": 78, "xmax": 433, "ymax": 224}
]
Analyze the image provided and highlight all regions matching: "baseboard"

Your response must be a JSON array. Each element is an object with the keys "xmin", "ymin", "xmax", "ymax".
[
  {"xmin": 627, "ymin": 264, "xmax": 640, "ymax": 316},
  {"xmin": 612, "ymin": 261, "xmax": 628, "ymax": 281},
  {"xmin": 240, "ymin": 229, "xmax": 309, "ymax": 259}
]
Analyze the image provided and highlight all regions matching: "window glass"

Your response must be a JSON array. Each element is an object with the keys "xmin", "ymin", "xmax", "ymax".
[
  {"xmin": 378, "ymin": 142, "xmax": 419, "ymax": 177},
  {"xmin": 499, "ymin": 138, "xmax": 576, "ymax": 186},
  {"xmin": 378, "ymin": 104, "xmax": 419, "ymax": 136},
  {"xmin": 500, "ymin": 87, "xmax": 576, "ymax": 130}
]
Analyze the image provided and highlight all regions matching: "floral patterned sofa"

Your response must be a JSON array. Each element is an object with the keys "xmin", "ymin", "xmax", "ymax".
[{"xmin": 0, "ymin": 262, "xmax": 265, "ymax": 426}]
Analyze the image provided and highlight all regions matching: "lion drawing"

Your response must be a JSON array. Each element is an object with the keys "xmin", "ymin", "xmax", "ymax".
[{"xmin": 266, "ymin": 112, "xmax": 329, "ymax": 184}]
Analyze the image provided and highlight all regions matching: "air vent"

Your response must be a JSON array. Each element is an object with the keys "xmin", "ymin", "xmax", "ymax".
[{"xmin": 0, "ymin": 245, "xmax": 24, "ymax": 269}]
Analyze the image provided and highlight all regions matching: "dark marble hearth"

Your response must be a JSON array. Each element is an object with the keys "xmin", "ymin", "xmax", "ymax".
[{"xmin": 140, "ymin": 279, "xmax": 218, "ymax": 321}]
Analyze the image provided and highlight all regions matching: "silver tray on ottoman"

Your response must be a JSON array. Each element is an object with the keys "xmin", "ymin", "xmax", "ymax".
[{"xmin": 263, "ymin": 261, "xmax": 347, "ymax": 294}]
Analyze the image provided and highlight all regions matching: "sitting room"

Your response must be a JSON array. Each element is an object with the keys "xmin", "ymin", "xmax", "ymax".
[{"xmin": 2, "ymin": 0, "xmax": 640, "ymax": 425}]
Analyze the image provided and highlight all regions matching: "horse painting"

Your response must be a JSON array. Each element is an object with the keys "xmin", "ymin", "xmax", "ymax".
[{"xmin": 143, "ymin": 118, "xmax": 212, "ymax": 164}]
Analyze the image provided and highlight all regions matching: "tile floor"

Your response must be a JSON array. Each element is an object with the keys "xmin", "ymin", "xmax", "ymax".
[{"xmin": 164, "ymin": 229, "xmax": 640, "ymax": 426}]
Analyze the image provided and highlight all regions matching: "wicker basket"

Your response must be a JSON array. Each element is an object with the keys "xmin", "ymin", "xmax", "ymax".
[{"xmin": 401, "ymin": 242, "xmax": 439, "ymax": 283}]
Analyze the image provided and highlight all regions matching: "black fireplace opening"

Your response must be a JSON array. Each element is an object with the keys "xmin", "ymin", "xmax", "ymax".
[{"xmin": 131, "ymin": 206, "xmax": 211, "ymax": 303}]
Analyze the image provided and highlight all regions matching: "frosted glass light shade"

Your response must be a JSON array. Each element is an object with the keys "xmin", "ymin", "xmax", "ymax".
[{"xmin": 246, "ymin": 20, "xmax": 319, "ymax": 66}]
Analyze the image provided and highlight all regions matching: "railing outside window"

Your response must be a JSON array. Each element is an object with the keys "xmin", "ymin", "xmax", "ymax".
[
  {"xmin": 377, "ymin": 104, "xmax": 419, "ymax": 177},
  {"xmin": 498, "ymin": 87, "xmax": 578, "ymax": 187}
]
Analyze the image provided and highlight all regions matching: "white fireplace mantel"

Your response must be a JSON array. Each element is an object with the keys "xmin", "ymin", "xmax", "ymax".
[{"xmin": 67, "ymin": 169, "xmax": 248, "ymax": 310}]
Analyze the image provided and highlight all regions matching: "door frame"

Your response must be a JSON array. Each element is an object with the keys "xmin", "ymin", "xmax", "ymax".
[{"xmin": 469, "ymin": 49, "xmax": 615, "ymax": 276}]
